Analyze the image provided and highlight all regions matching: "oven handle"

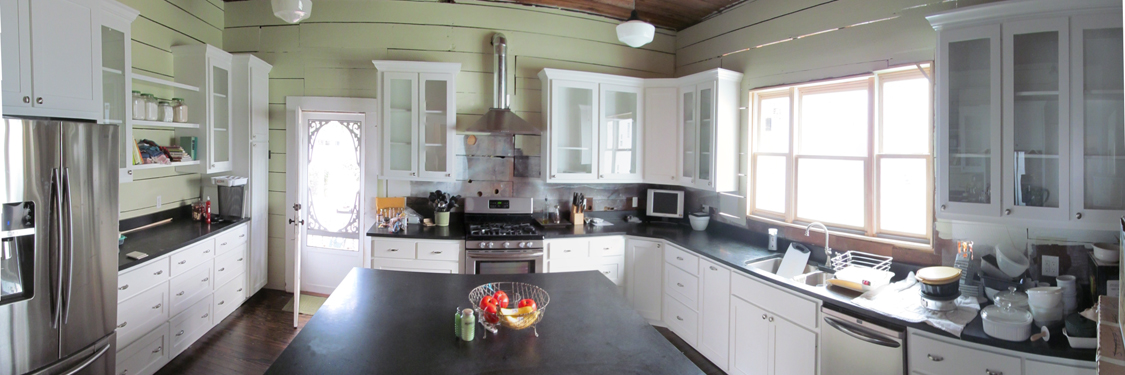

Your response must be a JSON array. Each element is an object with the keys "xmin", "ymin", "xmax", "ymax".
[{"xmin": 468, "ymin": 251, "xmax": 544, "ymax": 259}]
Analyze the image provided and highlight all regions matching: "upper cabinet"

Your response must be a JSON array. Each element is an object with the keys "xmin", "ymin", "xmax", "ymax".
[
  {"xmin": 674, "ymin": 69, "xmax": 742, "ymax": 192},
  {"xmin": 539, "ymin": 69, "xmax": 645, "ymax": 183},
  {"xmin": 99, "ymin": 0, "xmax": 139, "ymax": 182},
  {"xmin": 929, "ymin": 0, "xmax": 1124, "ymax": 230},
  {"xmin": 643, "ymin": 83, "xmax": 680, "ymax": 184},
  {"xmin": 2, "ymin": 0, "xmax": 102, "ymax": 120},
  {"xmin": 373, "ymin": 61, "xmax": 459, "ymax": 182},
  {"xmin": 174, "ymin": 45, "xmax": 234, "ymax": 175}
]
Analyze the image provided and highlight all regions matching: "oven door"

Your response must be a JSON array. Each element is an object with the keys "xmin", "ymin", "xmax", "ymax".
[{"xmin": 465, "ymin": 249, "xmax": 545, "ymax": 275}]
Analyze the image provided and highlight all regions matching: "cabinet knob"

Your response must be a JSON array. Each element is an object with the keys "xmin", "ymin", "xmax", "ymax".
[
  {"xmin": 761, "ymin": 314, "xmax": 767, "ymax": 320},
  {"xmin": 22, "ymin": 96, "xmax": 29, "ymax": 103},
  {"xmin": 708, "ymin": 182, "xmax": 712, "ymax": 187},
  {"xmin": 927, "ymin": 354, "xmax": 943, "ymax": 362},
  {"xmin": 768, "ymin": 316, "xmax": 774, "ymax": 322},
  {"xmin": 1075, "ymin": 212, "xmax": 1083, "ymax": 220},
  {"xmin": 35, "ymin": 97, "xmax": 42, "ymax": 104},
  {"xmin": 432, "ymin": 251, "xmax": 442, "ymax": 254},
  {"xmin": 551, "ymin": 175, "xmax": 557, "ymax": 179},
  {"xmin": 389, "ymin": 249, "xmax": 398, "ymax": 252},
  {"xmin": 940, "ymin": 204, "xmax": 946, "ymax": 211},
  {"xmin": 445, "ymin": 173, "xmax": 451, "ymax": 177},
  {"xmin": 238, "ymin": 258, "xmax": 244, "ymax": 262},
  {"xmin": 1004, "ymin": 209, "xmax": 1011, "ymax": 216},
  {"xmin": 656, "ymin": 244, "xmax": 661, "ymax": 248}
]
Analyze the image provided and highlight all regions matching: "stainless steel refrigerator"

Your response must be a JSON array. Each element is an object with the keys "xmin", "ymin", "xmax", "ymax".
[{"xmin": 1, "ymin": 118, "xmax": 118, "ymax": 375}]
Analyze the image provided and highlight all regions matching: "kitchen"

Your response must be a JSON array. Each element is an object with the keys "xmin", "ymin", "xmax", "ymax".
[{"xmin": 1, "ymin": 0, "xmax": 1123, "ymax": 374}]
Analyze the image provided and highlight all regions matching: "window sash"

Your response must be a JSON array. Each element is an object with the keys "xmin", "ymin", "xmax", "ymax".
[
  {"xmin": 875, "ymin": 154, "xmax": 934, "ymax": 239},
  {"xmin": 793, "ymin": 155, "xmax": 869, "ymax": 231}
]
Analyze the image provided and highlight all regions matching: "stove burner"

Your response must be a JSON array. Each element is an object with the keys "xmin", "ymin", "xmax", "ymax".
[{"xmin": 468, "ymin": 222, "xmax": 541, "ymax": 237}]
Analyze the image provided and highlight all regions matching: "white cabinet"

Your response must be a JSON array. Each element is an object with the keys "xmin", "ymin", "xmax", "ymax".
[
  {"xmin": 625, "ymin": 238, "xmax": 662, "ymax": 323},
  {"xmin": 909, "ymin": 328, "xmax": 1095, "ymax": 375},
  {"xmin": 677, "ymin": 71, "xmax": 741, "ymax": 191},
  {"xmin": 173, "ymin": 44, "xmax": 234, "ymax": 174},
  {"xmin": 1026, "ymin": 359, "xmax": 1095, "ymax": 375},
  {"xmin": 698, "ymin": 258, "xmax": 731, "ymax": 371},
  {"xmin": 369, "ymin": 239, "xmax": 461, "ymax": 274},
  {"xmin": 115, "ymin": 322, "xmax": 169, "ymax": 375},
  {"xmin": 545, "ymin": 236, "xmax": 626, "ymax": 288},
  {"xmin": 2, "ymin": 0, "xmax": 102, "ymax": 120},
  {"xmin": 372, "ymin": 61, "xmax": 459, "ymax": 181},
  {"xmin": 642, "ymin": 84, "xmax": 680, "ymax": 183},
  {"xmin": 100, "ymin": 0, "xmax": 139, "ymax": 183},
  {"xmin": 539, "ymin": 69, "xmax": 645, "ymax": 183},
  {"xmin": 730, "ymin": 295, "xmax": 817, "ymax": 375},
  {"xmin": 929, "ymin": 0, "xmax": 1125, "ymax": 229},
  {"xmin": 231, "ymin": 53, "xmax": 272, "ymax": 294}
]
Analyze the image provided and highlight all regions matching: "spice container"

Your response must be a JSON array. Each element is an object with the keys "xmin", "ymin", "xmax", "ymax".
[
  {"xmin": 143, "ymin": 94, "xmax": 159, "ymax": 121},
  {"xmin": 158, "ymin": 100, "xmax": 174, "ymax": 122},
  {"xmin": 460, "ymin": 308, "xmax": 475, "ymax": 341},
  {"xmin": 172, "ymin": 98, "xmax": 189, "ymax": 123},
  {"xmin": 131, "ymin": 91, "xmax": 145, "ymax": 120}
]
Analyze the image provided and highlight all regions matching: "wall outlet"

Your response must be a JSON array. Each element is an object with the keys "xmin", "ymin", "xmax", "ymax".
[
  {"xmin": 1042, "ymin": 255, "xmax": 1060, "ymax": 277},
  {"xmin": 156, "ymin": 195, "xmax": 162, "ymax": 209},
  {"xmin": 631, "ymin": 197, "xmax": 638, "ymax": 208}
]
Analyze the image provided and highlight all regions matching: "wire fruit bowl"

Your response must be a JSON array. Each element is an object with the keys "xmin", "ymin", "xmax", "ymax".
[{"xmin": 469, "ymin": 282, "xmax": 550, "ymax": 337}]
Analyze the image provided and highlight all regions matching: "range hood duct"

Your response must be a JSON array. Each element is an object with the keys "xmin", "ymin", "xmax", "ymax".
[{"xmin": 468, "ymin": 33, "xmax": 538, "ymax": 135}]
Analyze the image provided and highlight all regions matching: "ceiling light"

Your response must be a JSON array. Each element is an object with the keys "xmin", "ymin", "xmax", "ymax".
[
  {"xmin": 617, "ymin": 9, "xmax": 655, "ymax": 48},
  {"xmin": 272, "ymin": 0, "xmax": 312, "ymax": 24}
]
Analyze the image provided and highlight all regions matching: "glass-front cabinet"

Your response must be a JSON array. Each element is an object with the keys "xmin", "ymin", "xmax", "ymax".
[
  {"xmin": 599, "ymin": 84, "xmax": 642, "ymax": 182},
  {"xmin": 209, "ymin": 62, "xmax": 232, "ymax": 173},
  {"xmin": 100, "ymin": 2, "xmax": 137, "ymax": 182},
  {"xmin": 373, "ymin": 61, "xmax": 460, "ymax": 182},
  {"xmin": 1070, "ymin": 13, "xmax": 1124, "ymax": 224},
  {"xmin": 696, "ymin": 82, "xmax": 716, "ymax": 189},
  {"xmin": 549, "ymin": 79, "xmax": 598, "ymax": 181},
  {"xmin": 930, "ymin": 1, "xmax": 1124, "ymax": 229},
  {"xmin": 679, "ymin": 85, "xmax": 697, "ymax": 184},
  {"xmin": 172, "ymin": 44, "xmax": 234, "ymax": 175}
]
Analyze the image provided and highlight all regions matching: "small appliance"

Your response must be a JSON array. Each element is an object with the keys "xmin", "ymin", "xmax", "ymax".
[
  {"xmin": 646, "ymin": 189, "xmax": 684, "ymax": 219},
  {"xmin": 463, "ymin": 198, "xmax": 545, "ymax": 274}
]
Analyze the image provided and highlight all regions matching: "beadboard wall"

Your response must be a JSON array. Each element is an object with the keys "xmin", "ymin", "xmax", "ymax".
[
  {"xmin": 223, "ymin": 0, "xmax": 677, "ymax": 290},
  {"xmin": 117, "ymin": 0, "xmax": 225, "ymax": 220}
]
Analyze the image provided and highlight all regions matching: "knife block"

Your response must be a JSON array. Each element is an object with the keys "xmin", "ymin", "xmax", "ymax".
[{"xmin": 571, "ymin": 207, "xmax": 585, "ymax": 227}]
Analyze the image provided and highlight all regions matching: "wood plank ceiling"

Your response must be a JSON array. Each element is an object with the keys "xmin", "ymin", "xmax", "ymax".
[{"xmin": 481, "ymin": 0, "xmax": 746, "ymax": 30}]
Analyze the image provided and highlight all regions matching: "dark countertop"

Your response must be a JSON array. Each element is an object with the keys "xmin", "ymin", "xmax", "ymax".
[
  {"xmin": 264, "ymin": 268, "xmax": 704, "ymax": 375},
  {"xmin": 365, "ymin": 216, "xmax": 465, "ymax": 240},
  {"xmin": 366, "ymin": 213, "xmax": 1096, "ymax": 362},
  {"xmin": 118, "ymin": 217, "xmax": 250, "ymax": 272}
]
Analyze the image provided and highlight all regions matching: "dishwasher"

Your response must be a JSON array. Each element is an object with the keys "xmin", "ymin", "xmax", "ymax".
[{"xmin": 821, "ymin": 307, "xmax": 906, "ymax": 375}]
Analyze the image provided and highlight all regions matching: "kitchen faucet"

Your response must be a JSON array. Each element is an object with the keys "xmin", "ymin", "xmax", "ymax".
[{"xmin": 804, "ymin": 222, "xmax": 833, "ymax": 262}]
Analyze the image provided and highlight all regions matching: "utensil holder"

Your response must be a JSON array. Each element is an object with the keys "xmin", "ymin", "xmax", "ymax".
[
  {"xmin": 571, "ymin": 208, "xmax": 584, "ymax": 227},
  {"xmin": 435, "ymin": 211, "xmax": 450, "ymax": 227}
]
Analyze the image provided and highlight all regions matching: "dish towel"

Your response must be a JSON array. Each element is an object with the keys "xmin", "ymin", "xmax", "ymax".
[{"xmin": 851, "ymin": 272, "xmax": 981, "ymax": 337}]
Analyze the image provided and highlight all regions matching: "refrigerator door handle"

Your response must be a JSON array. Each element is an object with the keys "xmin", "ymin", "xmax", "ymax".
[
  {"xmin": 50, "ymin": 167, "xmax": 63, "ymax": 329},
  {"xmin": 60, "ymin": 341, "xmax": 111, "ymax": 375},
  {"xmin": 62, "ymin": 167, "xmax": 75, "ymax": 324}
]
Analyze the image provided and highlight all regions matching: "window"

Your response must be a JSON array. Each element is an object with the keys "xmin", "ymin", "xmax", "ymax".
[{"xmin": 748, "ymin": 64, "xmax": 933, "ymax": 242}]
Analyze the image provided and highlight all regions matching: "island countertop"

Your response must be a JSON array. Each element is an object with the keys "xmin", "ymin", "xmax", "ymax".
[{"xmin": 265, "ymin": 268, "xmax": 704, "ymax": 375}]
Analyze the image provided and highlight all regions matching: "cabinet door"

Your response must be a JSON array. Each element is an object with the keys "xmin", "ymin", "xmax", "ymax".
[
  {"xmin": 250, "ymin": 65, "xmax": 270, "ymax": 142},
  {"xmin": 598, "ymin": 84, "xmax": 643, "ymax": 182},
  {"xmin": 209, "ymin": 60, "xmax": 233, "ymax": 173},
  {"xmin": 679, "ymin": 84, "xmax": 697, "ymax": 184},
  {"xmin": 29, "ymin": 0, "xmax": 100, "ymax": 117},
  {"xmin": 418, "ymin": 72, "xmax": 455, "ymax": 180},
  {"xmin": 102, "ymin": 21, "xmax": 132, "ymax": 182},
  {"xmin": 730, "ymin": 297, "xmax": 769, "ymax": 375},
  {"xmin": 1, "ymin": 0, "xmax": 32, "ymax": 110},
  {"xmin": 772, "ymin": 317, "xmax": 817, "ymax": 375},
  {"xmin": 1002, "ymin": 17, "xmax": 1070, "ymax": 221},
  {"xmin": 937, "ymin": 25, "xmax": 1002, "ymax": 218},
  {"xmin": 699, "ymin": 258, "xmax": 731, "ymax": 371},
  {"xmin": 549, "ymin": 79, "xmax": 599, "ymax": 181},
  {"xmin": 1025, "ymin": 359, "xmax": 1094, "ymax": 375},
  {"xmin": 250, "ymin": 142, "xmax": 269, "ymax": 291},
  {"xmin": 383, "ymin": 72, "xmax": 419, "ymax": 178},
  {"xmin": 643, "ymin": 86, "xmax": 679, "ymax": 183},
  {"xmin": 1070, "ymin": 14, "xmax": 1125, "ymax": 224},
  {"xmin": 626, "ymin": 239, "xmax": 662, "ymax": 323},
  {"xmin": 695, "ymin": 82, "xmax": 717, "ymax": 189}
]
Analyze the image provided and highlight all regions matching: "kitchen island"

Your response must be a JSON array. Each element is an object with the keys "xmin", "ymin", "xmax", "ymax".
[{"xmin": 265, "ymin": 268, "xmax": 704, "ymax": 374}]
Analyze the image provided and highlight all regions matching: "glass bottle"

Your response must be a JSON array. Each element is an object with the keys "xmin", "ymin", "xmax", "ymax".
[
  {"xmin": 143, "ymin": 94, "xmax": 159, "ymax": 121},
  {"xmin": 460, "ymin": 308, "xmax": 475, "ymax": 341},
  {"xmin": 158, "ymin": 100, "xmax": 174, "ymax": 122},
  {"xmin": 172, "ymin": 98, "xmax": 189, "ymax": 123},
  {"xmin": 131, "ymin": 91, "xmax": 145, "ymax": 120}
]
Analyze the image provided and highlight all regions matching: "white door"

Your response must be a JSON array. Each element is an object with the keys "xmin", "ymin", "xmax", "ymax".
[
  {"xmin": 418, "ymin": 72, "xmax": 455, "ymax": 180},
  {"xmin": 1, "ymin": 0, "xmax": 32, "ymax": 110},
  {"xmin": 598, "ymin": 84, "xmax": 643, "ymax": 182},
  {"xmin": 695, "ymin": 81, "xmax": 717, "ymax": 189},
  {"xmin": 249, "ymin": 141, "xmax": 269, "ymax": 292},
  {"xmin": 772, "ymin": 317, "xmax": 817, "ymax": 375},
  {"xmin": 382, "ymin": 71, "xmax": 418, "ymax": 179},
  {"xmin": 679, "ymin": 84, "xmax": 697, "ymax": 185},
  {"xmin": 699, "ymin": 259, "xmax": 731, "ymax": 371},
  {"xmin": 643, "ymin": 86, "xmax": 679, "ymax": 183},
  {"xmin": 730, "ymin": 297, "xmax": 769, "ymax": 375},
  {"xmin": 549, "ymin": 79, "xmax": 599, "ymax": 182},
  {"xmin": 626, "ymin": 239, "xmax": 662, "ymax": 323},
  {"xmin": 1070, "ymin": 13, "xmax": 1125, "ymax": 225},
  {"xmin": 291, "ymin": 111, "xmax": 367, "ymax": 295},
  {"xmin": 29, "ymin": 0, "xmax": 100, "ymax": 116}
]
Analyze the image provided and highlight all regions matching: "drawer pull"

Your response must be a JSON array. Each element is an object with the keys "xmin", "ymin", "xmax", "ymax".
[
  {"xmin": 676, "ymin": 283, "xmax": 684, "ymax": 288},
  {"xmin": 237, "ymin": 258, "xmax": 243, "ymax": 262},
  {"xmin": 985, "ymin": 371, "xmax": 1001, "ymax": 375},
  {"xmin": 564, "ymin": 250, "xmax": 571, "ymax": 253},
  {"xmin": 176, "ymin": 291, "xmax": 185, "ymax": 297},
  {"xmin": 221, "ymin": 242, "xmax": 228, "ymax": 246},
  {"xmin": 204, "ymin": 250, "xmax": 210, "ymax": 254},
  {"xmin": 603, "ymin": 248, "xmax": 610, "ymax": 251},
  {"xmin": 117, "ymin": 322, "xmax": 127, "ymax": 328},
  {"xmin": 176, "ymin": 330, "xmax": 184, "ymax": 337},
  {"xmin": 927, "ymin": 354, "xmax": 943, "ymax": 362},
  {"xmin": 602, "ymin": 271, "xmax": 609, "ymax": 274},
  {"xmin": 219, "ymin": 300, "xmax": 225, "ymax": 306},
  {"xmin": 119, "ymin": 285, "xmax": 128, "ymax": 291},
  {"xmin": 219, "ymin": 268, "xmax": 225, "ymax": 272},
  {"xmin": 432, "ymin": 251, "xmax": 442, "ymax": 254},
  {"xmin": 676, "ymin": 316, "xmax": 683, "ymax": 321},
  {"xmin": 388, "ymin": 249, "xmax": 398, "ymax": 252},
  {"xmin": 202, "ymin": 277, "xmax": 209, "ymax": 282},
  {"xmin": 178, "ymin": 260, "xmax": 187, "ymax": 265},
  {"xmin": 676, "ymin": 256, "xmax": 683, "ymax": 261},
  {"xmin": 152, "ymin": 303, "xmax": 162, "ymax": 310},
  {"xmin": 239, "ymin": 234, "xmax": 245, "ymax": 238},
  {"xmin": 237, "ymin": 288, "xmax": 243, "ymax": 292},
  {"xmin": 154, "ymin": 270, "xmax": 163, "ymax": 275},
  {"xmin": 709, "ymin": 266, "xmax": 717, "ymax": 271},
  {"xmin": 202, "ymin": 313, "xmax": 209, "ymax": 319},
  {"xmin": 152, "ymin": 346, "xmax": 162, "ymax": 354}
]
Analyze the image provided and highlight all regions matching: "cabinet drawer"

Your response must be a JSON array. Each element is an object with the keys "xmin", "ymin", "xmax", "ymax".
[
  {"xmin": 589, "ymin": 236, "xmax": 625, "ymax": 258},
  {"xmin": 214, "ymin": 224, "xmax": 248, "ymax": 256},
  {"xmin": 117, "ymin": 282, "xmax": 168, "ymax": 349},
  {"xmin": 170, "ymin": 295, "xmax": 213, "ymax": 358},
  {"xmin": 115, "ymin": 322, "xmax": 169, "ymax": 375},
  {"xmin": 214, "ymin": 276, "xmax": 247, "ymax": 323},
  {"xmin": 416, "ymin": 241, "xmax": 459, "ymax": 261},
  {"xmin": 595, "ymin": 260, "xmax": 622, "ymax": 285},
  {"xmin": 548, "ymin": 259, "xmax": 594, "ymax": 273},
  {"xmin": 547, "ymin": 239, "xmax": 589, "ymax": 260},
  {"xmin": 170, "ymin": 240, "xmax": 215, "ymax": 276},
  {"xmin": 663, "ymin": 296, "xmax": 699, "ymax": 346},
  {"xmin": 665, "ymin": 265, "xmax": 699, "ymax": 309},
  {"xmin": 909, "ymin": 333, "xmax": 1021, "ymax": 375},
  {"xmin": 664, "ymin": 245, "xmax": 699, "ymax": 275},
  {"xmin": 731, "ymin": 273, "xmax": 818, "ymax": 330},
  {"xmin": 169, "ymin": 263, "xmax": 212, "ymax": 317},
  {"xmin": 371, "ymin": 239, "xmax": 416, "ymax": 259},
  {"xmin": 213, "ymin": 245, "xmax": 247, "ymax": 289},
  {"xmin": 371, "ymin": 258, "xmax": 459, "ymax": 274},
  {"xmin": 118, "ymin": 259, "xmax": 169, "ymax": 303}
]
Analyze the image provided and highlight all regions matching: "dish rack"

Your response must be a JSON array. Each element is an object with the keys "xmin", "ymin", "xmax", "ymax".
[{"xmin": 829, "ymin": 250, "xmax": 892, "ymax": 272}]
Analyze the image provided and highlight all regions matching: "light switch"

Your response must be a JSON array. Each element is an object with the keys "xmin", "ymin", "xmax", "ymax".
[{"xmin": 1042, "ymin": 255, "xmax": 1059, "ymax": 277}]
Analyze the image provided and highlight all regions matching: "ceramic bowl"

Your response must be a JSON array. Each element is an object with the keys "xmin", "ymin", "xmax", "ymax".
[
  {"xmin": 995, "ymin": 244, "xmax": 1030, "ymax": 278},
  {"xmin": 689, "ymin": 213, "xmax": 710, "ymax": 231},
  {"xmin": 1027, "ymin": 287, "xmax": 1064, "ymax": 308},
  {"xmin": 981, "ymin": 303, "xmax": 1033, "ymax": 342},
  {"xmin": 1093, "ymin": 242, "xmax": 1119, "ymax": 263}
]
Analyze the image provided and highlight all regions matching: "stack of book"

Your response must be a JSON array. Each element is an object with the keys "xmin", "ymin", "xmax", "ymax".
[{"xmin": 162, "ymin": 145, "xmax": 189, "ymax": 162}]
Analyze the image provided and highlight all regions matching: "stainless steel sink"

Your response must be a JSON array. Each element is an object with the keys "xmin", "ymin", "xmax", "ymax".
[
  {"xmin": 744, "ymin": 258, "xmax": 819, "ymax": 275},
  {"xmin": 793, "ymin": 271, "xmax": 834, "ymax": 287}
]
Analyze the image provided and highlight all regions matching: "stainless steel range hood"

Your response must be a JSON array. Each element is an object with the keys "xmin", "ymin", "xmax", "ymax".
[{"xmin": 467, "ymin": 33, "xmax": 539, "ymax": 135}]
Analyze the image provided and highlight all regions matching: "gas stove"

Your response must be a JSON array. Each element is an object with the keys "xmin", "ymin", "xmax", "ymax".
[{"xmin": 462, "ymin": 197, "xmax": 544, "ymax": 251}]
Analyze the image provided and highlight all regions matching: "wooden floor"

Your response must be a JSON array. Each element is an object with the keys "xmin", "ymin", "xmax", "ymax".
[{"xmin": 159, "ymin": 289, "xmax": 725, "ymax": 375}]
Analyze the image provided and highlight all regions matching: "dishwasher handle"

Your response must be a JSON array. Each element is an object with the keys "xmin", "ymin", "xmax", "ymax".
[{"xmin": 823, "ymin": 316, "xmax": 901, "ymax": 349}]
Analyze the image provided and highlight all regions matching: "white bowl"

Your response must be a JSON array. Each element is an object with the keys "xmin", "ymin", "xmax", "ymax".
[
  {"xmin": 1064, "ymin": 329, "xmax": 1097, "ymax": 349},
  {"xmin": 689, "ymin": 214, "xmax": 710, "ymax": 231},
  {"xmin": 1029, "ymin": 304, "xmax": 1063, "ymax": 326},
  {"xmin": 981, "ymin": 305, "xmax": 1033, "ymax": 342},
  {"xmin": 1093, "ymin": 242, "xmax": 1119, "ymax": 263},
  {"xmin": 995, "ymin": 244, "xmax": 1030, "ymax": 278},
  {"xmin": 1027, "ymin": 287, "xmax": 1064, "ymax": 308}
]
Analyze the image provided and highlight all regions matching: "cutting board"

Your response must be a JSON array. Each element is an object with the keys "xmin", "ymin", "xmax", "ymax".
[{"xmin": 776, "ymin": 243, "xmax": 812, "ymax": 279}]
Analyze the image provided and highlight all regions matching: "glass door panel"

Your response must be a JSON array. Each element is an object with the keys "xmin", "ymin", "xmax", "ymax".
[
  {"xmin": 1072, "ymin": 15, "xmax": 1125, "ymax": 221},
  {"xmin": 697, "ymin": 85, "xmax": 714, "ymax": 187},
  {"xmin": 211, "ymin": 65, "xmax": 231, "ymax": 169},
  {"xmin": 101, "ymin": 25, "xmax": 130, "ymax": 179},
  {"xmin": 383, "ymin": 72, "xmax": 417, "ymax": 177},
  {"xmin": 599, "ymin": 85, "xmax": 640, "ymax": 180},
  {"xmin": 420, "ymin": 74, "xmax": 452, "ymax": 179},
  {"xmin": 550, "ymin": 80, "xmax": 597, "ymax": 179},
  {"xmin": 681, "ymin": 87, "xmax": 696, "ymax": 182}
]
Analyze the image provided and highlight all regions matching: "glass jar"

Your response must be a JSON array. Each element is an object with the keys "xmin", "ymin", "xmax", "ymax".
[
  {"xmin": 172, "ymin": 98, "xmax": 188, "ymax": 123},
  {"xmin": 143, "ymin": 94, "xmax": 159, "ymax": 121},
  {"xmin": 158, "ymin": 100, "xmax": 174, "ymax": 122},
  {"xmin": 131, "ymin": 91, "xmax": 145, "ymax": 120}
]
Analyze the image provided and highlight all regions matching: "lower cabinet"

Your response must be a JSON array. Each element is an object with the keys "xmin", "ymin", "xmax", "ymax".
[
  {"xmin": 909, "ymin": 329, "xmax": 1094, "ymax": 375},
  {"xmin": 369, "ymin": 238, "xmax": 461, "ymax": 274},
  {"xmin": 730, "ymin": 296, "xmax": 817, "ymax": 375},
  {"xmin": 170, "ymin": 295, "xmax": 213, "ymax": 358},
  {"xmin": 625, "ymin": 238, "xmax": 662, "ymax": 323},
  {"xmin": 115, "ymin": 322, "xmax": 170, "ymax": 375},
  {"xmin": 545, "ymin": 236, "xmax": 626, "ymax": 292},
  {"xmin": 698, "ymin": 258, "xmax": 730, "ymax": 371}
]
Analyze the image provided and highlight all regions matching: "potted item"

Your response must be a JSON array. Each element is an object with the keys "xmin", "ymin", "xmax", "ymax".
[
  {"xmin": 689, "ymin": 212, "xmax": 710, "ymax": 231},
  {"xmin": 428, "ymin": 190, "xmax": 461, "ymax": 227}
]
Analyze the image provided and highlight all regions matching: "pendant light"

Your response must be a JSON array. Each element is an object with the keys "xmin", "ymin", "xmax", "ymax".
[
  {"xmin": 616, "ymin": 1, "xmax": 654, "ymax": 48},
  {"xmin": 272, "ymin": 0, "xmax": 312, "ymax": 24}
]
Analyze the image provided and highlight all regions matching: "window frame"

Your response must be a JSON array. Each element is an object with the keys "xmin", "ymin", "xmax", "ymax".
[{"xmin": 747, "ymin": 63, "xmax": 934, "ymax": 245}]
